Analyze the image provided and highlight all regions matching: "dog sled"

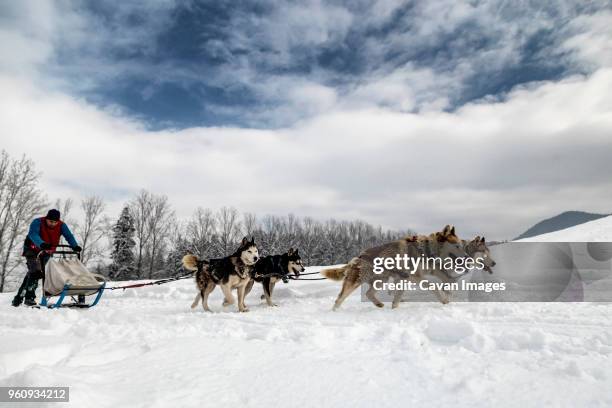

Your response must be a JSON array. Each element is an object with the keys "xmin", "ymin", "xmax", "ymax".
[{"xmin": 39, "ymin": 245, "xmax": 107, "ymax": 308}]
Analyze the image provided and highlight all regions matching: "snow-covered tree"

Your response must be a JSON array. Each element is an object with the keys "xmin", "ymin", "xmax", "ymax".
[{"xmin": 109, "ymin": 206, "xmax": 136, "ymax": 279}]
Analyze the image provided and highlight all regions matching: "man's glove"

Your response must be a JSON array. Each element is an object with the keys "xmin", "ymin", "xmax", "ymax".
[
  {"xmin": 72, "ymin": 245, "xmax": 82, "ymax": 253},
  {"xmin": 40, "ymin": 242, "xmax": 52, "ymax": 250}
]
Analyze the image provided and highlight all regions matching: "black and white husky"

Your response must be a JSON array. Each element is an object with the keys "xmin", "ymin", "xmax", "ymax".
[
  {"xmin": 245, "ymin": 248, "xmax": 305, "ymax": 306},
  {"xmin": 182, "ymin": 237, "xmax": 259, "ymax": 312}
]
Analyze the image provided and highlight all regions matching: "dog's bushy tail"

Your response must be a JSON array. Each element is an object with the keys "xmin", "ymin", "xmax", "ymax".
[
  {"xmin": 182, "ymin": 254, "xmax": 200, "ymax": 272},
  {"xmin": 321, "ymin": 265, "xmax": 348, "ymax": 281}
]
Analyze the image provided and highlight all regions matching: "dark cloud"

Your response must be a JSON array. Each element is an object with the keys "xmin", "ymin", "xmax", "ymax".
[{"xmin": 20, "ymin": 0, "xmax": 608, "ymax": 129}]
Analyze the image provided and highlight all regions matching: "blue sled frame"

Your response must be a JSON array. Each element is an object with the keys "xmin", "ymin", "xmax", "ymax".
[{"xmin": 39, "ymin": 282, "xmax": 106, "ymax": 309}]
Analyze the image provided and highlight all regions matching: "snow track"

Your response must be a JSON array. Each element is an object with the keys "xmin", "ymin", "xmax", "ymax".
[{"xmin": 1, "ymin": 266, "xmax": 611, "ymax": 407}]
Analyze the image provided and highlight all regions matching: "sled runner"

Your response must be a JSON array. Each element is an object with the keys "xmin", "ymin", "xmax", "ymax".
[{"xmin": 39, "ymin": 245, "xmax": 107, "ymax": 308}]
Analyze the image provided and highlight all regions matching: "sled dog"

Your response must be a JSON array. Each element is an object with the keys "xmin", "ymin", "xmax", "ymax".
[
  {"xmin": 463, "ymin": 235, "xmax": 496, "ymax": 273},
  {"xmin": 321, "ymin": 225, "xmax": 468, "ymax": 310},
  {"xmin": 182, "ymin": 237, "xmax": 259, "ymax": 312},
  {"xmin": 244, "ymin": 248, "xmax": 305, "ymax": 306}
]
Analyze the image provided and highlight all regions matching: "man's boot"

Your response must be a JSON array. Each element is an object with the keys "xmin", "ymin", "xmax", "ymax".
[
  {"xmin": 24, "ymin": 298, "xmax": 37, "ymax": 307},
  {"xmin": 23, "ymin": 276, "xmax": 39, "ymax": 307},
  {"xmin": 11, "ymin": 274, "xmax": 29, "ymax": 307}
]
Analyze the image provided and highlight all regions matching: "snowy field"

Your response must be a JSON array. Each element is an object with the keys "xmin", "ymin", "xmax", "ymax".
[
  {"xmin": 2, "ymin": 265, "xmax": 612, "ymax": 408},
  {"xmin": 3, "ymin": 218, "xmax": 612, "ymax": 407}
]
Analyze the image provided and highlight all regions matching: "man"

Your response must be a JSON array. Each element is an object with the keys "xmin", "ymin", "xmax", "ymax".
[{"xmin": 12, "ymin": 209, "xmax": 81, "ymax": 307}]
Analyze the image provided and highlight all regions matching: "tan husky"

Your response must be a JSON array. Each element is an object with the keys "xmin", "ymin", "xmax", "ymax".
[{"xmin": 322, "ymin": 225, "xmax": 468, "ymax": 310}]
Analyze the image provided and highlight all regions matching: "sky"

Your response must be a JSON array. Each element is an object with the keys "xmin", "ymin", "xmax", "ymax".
[{"xmin": 1, "ymin": 0, "xmax": 612, "ymax": 240}]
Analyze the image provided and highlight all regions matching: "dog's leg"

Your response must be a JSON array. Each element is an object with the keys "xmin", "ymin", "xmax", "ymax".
[
  {"xmin": 237, "ymin": 284, "xmax": 249, "ymax": 312},
  {"xmin": 220, "ymin": 284, "xmax": 236, "ymax": 307},
  {"xmin": 333, "ymin": 273, "xmax": 361, "ymax": 311},
  {"xmin": 191, "ymin": 270, "xmax": 203, "ymax": 309},
  {"xmin": 391, "ymin": 276, "xmax": 406, "ymax": 309},
  {"xmin": 263, "ymin": 278, "xmax": 277, "ymax": 307},
  {"xmin": 269, "ymin": 279, "xmax": 277, "ymax": 305},
  {"xmin": 392, "ymin": 288, "xmax": 404, "ymax": 309},
  {"xmin": 201, "ymin": 281, "xmax": 215, "ymax": 312},
  {"xmin": 269, "ymin": 280, "xmax": 276, "ymax": 296},
  {"xmin": 434, "ymin": 274, "xmax": 452, "ymax": 304},
  {"xmin": 244, "ymin": 279, "xmax": 254, "ymax": 298},
  {"xmin": 191, "ymin": 293, "xmax": 202, "ymax": 309},
  {"xmin": 259, "ymin": 277, "xmax": 270, "ymax": 300},
  {"xmin": 365, "ymin": 284, "xmax": 384, "ymax": 308},
  {"xmin": 433, "ymin": 289, "xmax": 450, "ymax": 304}
]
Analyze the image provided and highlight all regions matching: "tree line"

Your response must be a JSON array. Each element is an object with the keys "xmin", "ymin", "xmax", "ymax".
[{"xmin": 0, "ymin": 150, "xmax": 411, "ymax": 290}]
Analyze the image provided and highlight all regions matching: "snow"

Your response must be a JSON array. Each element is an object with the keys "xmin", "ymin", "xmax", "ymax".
[
  {"xmin": 517, "ymin": 214, "xmax": 612, "ymax": 242},
  {"xmin": 1, "ymin": 265, "xmax": 611, "ymax": 407},
  {"xmin": 3, "ymin": 225, "xmax": 612, "ymax": 407}
]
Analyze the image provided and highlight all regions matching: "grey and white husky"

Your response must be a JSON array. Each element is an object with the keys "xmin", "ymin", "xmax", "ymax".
[
  {"xmin": 462, "ymin": 235, "xmax": 496, "ymax": 273},
  {"xmin": 182, "ymin": 237, "xmax": 259, "ymax": 312}
]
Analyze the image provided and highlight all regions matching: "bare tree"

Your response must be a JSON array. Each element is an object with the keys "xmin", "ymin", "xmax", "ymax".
[
  {"xmin": 215, "ymin": 206, "xmax": 242, "ymax": 255},
  {"xmin": 242, "ymin": 212, "xmax": 257, "ymax": 238},
  {"xmin": 186, "ymin": 207, "xmax": 216, "ymax": 256},
  {"xmin": 0, "ymin": 151, "xmax": 46, "ymax": 292},
  {"xmin": 298, "ymin": 216, "xmax": 318, "ymax": 264},
  {"xmin": 77, "ymin": 195, "xmax": 108, "ymax": 265},
  {"xmin": 129, "ymin": 190, "xmax": 154, "ymax": 277},
  {"xmin": 145, "ymin": 194, "xmax": 174, "ymax": 278},
  {"xmin": 54, "ymin": 197, "xmax": 74, "ymax": 221}
]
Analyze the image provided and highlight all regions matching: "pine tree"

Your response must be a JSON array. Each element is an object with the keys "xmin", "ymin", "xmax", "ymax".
[{"xmin": 109, "ymin": 206, "xmax": 136, "ymax": 279}]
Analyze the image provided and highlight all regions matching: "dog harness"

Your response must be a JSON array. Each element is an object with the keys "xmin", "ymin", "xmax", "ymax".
[{"xmin": 253, "ymin": 256, "xmax": 288, "ymax": 281}]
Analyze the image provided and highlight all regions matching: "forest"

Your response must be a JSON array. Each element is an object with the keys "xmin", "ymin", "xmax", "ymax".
[{"xmin": 0, "ymin": 150, "xmax": 410, "ymax": 290}]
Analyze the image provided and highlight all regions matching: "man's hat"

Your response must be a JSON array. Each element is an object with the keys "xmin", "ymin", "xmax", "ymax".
[{"xmin": 46, "ymin": 209, "xmax": 61, "ymax": 221}]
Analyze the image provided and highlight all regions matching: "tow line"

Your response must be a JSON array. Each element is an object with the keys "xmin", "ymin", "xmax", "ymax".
[
  {"xmin": 106, "ymin": 269, "xmax": 328, "ymax": 292},
  {"xmin": 104, "ymin": 272, "xmax": 194, "ymax": 291}
]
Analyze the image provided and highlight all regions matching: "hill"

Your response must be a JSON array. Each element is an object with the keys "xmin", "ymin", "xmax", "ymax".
[
  {"xmin": 514, "ymin": 211, "xmax": 610, "ymax": 240},
  {"xmin": 516, "ymin": 214, "xmax": 612, "ymax": 242}
]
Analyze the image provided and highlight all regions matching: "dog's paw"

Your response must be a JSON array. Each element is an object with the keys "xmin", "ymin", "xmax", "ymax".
[
  {"xmin": 375, "ymin": 302, "xmax": 384, "ymax": 308},
  {"xmin": 239, "ymin": 307, "xmax": 250, "ymax": 313}
]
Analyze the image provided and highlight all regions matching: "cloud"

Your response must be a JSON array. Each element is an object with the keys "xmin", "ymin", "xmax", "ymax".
[
  {"xmin": 3, "ymin": 66, "xmax": 612, "ymax": 239},
  {"xmin": 1, "ymin": 1, "xmax": 612, "ymax": 240},
  {"xmin": 4, "ymin": 0, "xmax": 611, "ymax": 128},
  {"xmin": 0, "ymin": 1, "xmax": 56, "ymax": 78},
  {"xmin": 562, "ymin": 10, "xmax": 612, "ymax": 69}
]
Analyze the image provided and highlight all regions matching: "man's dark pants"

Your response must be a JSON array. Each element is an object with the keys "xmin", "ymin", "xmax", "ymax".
[{"xmin": 12, "ymin": 250, "xmax": 48, "ymax": 306}]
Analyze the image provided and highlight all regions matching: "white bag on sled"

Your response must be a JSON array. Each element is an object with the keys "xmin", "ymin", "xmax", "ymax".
[{"xmin": 42, "ymin": 257, "xmax": 106, "ymax": 308}]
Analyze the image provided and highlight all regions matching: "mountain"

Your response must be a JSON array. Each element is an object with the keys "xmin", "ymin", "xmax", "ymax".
[
  {"xmin": 514, "ymin": 211, "xmax": 610, "ymax": 240},
  {"xmin": 516, "ymin": 214, "xmax": 612, "ymax": 242}
]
